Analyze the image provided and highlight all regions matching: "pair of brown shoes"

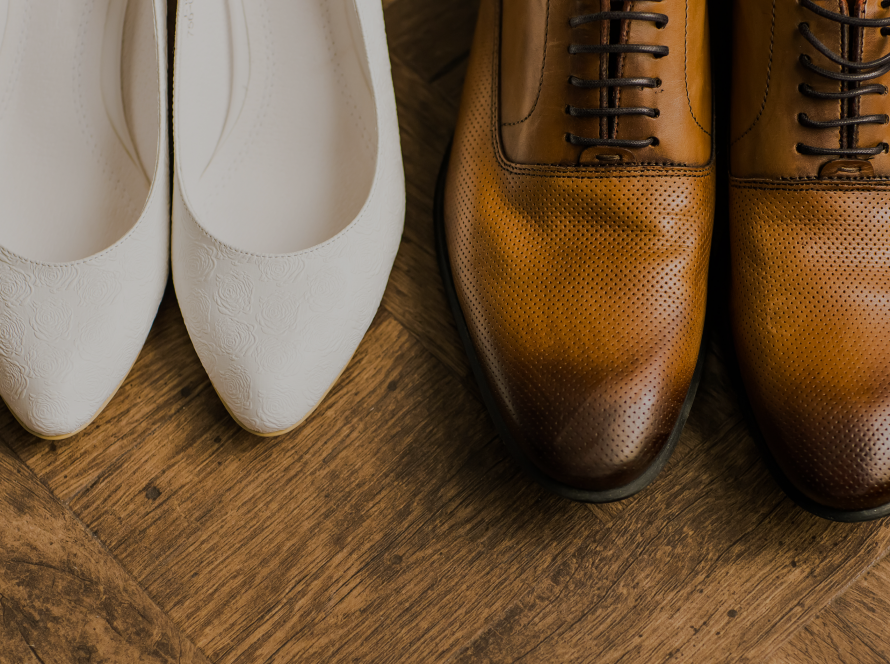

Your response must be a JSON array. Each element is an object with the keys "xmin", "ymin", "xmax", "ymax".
[{"xmin": 437, "ymin": 0, "xmax": 890, "ymax": 521}]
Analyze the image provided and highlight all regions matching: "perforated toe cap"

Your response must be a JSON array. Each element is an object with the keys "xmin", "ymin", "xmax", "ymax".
[
  {"xmin": 501, "ymin": 352, "xmax": 696, "ymax": 492},
  {"xmin": 731, "ymin": 179, "xmax": 890, "ymax": 513},
  {"xmin": 763, "ymin": 404, "xmax": 890, "ymax": 512}
]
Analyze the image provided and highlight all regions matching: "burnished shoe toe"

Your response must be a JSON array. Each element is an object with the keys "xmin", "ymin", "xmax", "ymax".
[
  {"xmin": 755, "ymin": 394, "xmax": 890, "ymax": 514},
  {"xmin": 511, "ymin": 362, "xmax": 699, "ymax": 494}
]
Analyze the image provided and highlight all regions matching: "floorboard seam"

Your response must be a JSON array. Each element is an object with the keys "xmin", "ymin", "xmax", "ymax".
[
  {"xmin": 65, "ymin": 383, "xmax": 212, "ymax": 508},
  {"xmin": 1, "ymin": 441, "xmax": 216, "ymax": 664},
  {"xmin": 759, "ymin": 540, "xmax": 890, "ymax": 662}
]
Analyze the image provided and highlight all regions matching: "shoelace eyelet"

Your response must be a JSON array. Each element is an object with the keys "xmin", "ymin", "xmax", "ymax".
[
  {"xmin": 796, "ymin": 0, "xmax": 890, "ymax": 157},
  {"xmin": 564, "ymin": 6, "xmax": 667, "ymax": 152}
]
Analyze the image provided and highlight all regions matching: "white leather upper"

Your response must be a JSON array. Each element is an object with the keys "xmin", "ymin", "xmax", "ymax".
[
  {"xmin": 172, "ymin": 0, "xmax": 405, "ymax": 434},
  {"xmin": 0, "ymin": 0, "xmax": 169, "ymax": 437}
]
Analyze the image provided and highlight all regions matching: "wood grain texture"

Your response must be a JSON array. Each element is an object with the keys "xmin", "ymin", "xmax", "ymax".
[
  {"xmin": 1, "ymin": 0, "xmax": 889, "ymax": 662},
  {"xmin": 0, "ymin": 442, "xmax": 209, "ymax": 664},
  {"xmin": 771, "ymin": 554, "xmax": 890, "ymax": 664}
]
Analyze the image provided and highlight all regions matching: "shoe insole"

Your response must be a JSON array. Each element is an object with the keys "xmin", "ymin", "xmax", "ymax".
[
  {"xmin": 176, "ymin": 0, "xmax": 377, "ymax": 255},
  {"xmin": 0, "ymin": 0, "xmax": 159, "ymax": 263}
]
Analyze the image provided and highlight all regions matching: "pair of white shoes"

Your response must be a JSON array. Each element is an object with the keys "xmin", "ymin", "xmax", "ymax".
[{"xmin": 0, "ymin": 0, "xmax": 404, "ymax": 439}]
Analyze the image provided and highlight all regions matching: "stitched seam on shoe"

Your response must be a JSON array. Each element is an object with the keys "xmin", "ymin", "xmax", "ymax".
[
  {"xmin": 730, "ymin": 177, "xmax": 890, "ymax": 191},
  {"xmin": 734, "ymin": 184, "xmax": 890, "ymax": 190},
  {"xmin": 179, "ymin": 139, "xmax": 390, "ymax": 261},
  {"xmin": 502, "ymin": 0, "xmax": 550, "ymax": 126},
  {"xmin": 0, "ymin": 202, "xmax": 159, "ymax": 268},
  {"xmin": 730, "ymin": 0, "xmax": 777, "ymax": 146},
  {"xmin": 685, "ymin": 0, "xmax": 711, "ymax": 137},
  {"xmin": 730, "ymin": 174, "xmax": 890, "ymax": 183},
  {"xmin": 183, "ymin": 193, "xmax": 375, "ymax": 260},
  {"xmin": 738, "ymin": 175, "xmax": 890, "ymax": 181}
]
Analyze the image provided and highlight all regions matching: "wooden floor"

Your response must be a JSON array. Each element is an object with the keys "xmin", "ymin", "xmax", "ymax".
[{"xmin": 2, "ymin": 1, "xmax": 890, "ymax": 662}]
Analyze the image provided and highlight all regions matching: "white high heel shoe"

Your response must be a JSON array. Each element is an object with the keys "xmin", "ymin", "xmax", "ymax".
[
  {"xmin": 0, "ymin": 0, "xmax": 170, "ymax": 439},
  {"xmin": 172, "ymin": 0, "xmax": 405, "ymax": 436}
]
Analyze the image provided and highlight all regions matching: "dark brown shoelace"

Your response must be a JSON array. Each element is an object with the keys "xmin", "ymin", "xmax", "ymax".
[
  {"xmin": 797, "ymin": 0, "xmax": 890, "ymax": 157},
  {"xmin": 565, "ymin": 0, "xmax": 667, "ymax": 150}
]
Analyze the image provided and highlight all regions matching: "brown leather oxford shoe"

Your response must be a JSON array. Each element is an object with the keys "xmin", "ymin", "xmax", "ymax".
[
  {"xmin": 436, "ymin": 0, "xmax": 715, "ymax": 501},
  {"xmin": 731, "ymin": 0, "xmax": 890, "ymax": 521}
]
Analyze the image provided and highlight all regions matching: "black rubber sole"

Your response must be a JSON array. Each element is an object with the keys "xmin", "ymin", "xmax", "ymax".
[
  {"xmin": 433, "ymin": 144, "xmax": 707, "ymax": 503},
  {"xmin": 726, "ymin": 331, "xmax": 890, "ymax": 523}
]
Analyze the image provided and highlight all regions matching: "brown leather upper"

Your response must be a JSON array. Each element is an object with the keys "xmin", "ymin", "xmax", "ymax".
[
  {"xmin": 445, "ymin": 0, "xmax": 714, "ymax": 490},
  {"xmin": 501, "ymin": 0, "xmax": 712, "ymax": 166},
  {"xmin": 732, "ymin": 0, "xmax": 890, "ymax": 178},
  {"xmin": 732, "ymin": 181, "xmax": 890, "ymax": 510},
  {"xmin": 731, "ymin": 0, "xmax": 890, "ymax": 510}
]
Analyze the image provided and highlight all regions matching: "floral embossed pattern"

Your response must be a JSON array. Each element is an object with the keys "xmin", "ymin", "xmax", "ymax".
[
  {"xmin": 0, "ymin": 211, "xmax": 169, "ymax": 436},
  {"xmin": 0, "ymin": 206, "xmax": 169, "ymax": 436},
  {"xmin": 173, "ymin": 161, "xmax": 404, "ymax": 433},
  {"xmin": 172, "ymin": 1, "xmax": 406, "ymax": 435},
  {"xmin": 30, "ymin": 297, "xmax": 73, "ymax": 341},
  {"xmin": 0, "ymin": 264, "xmax": 33, "ymax": 305}
]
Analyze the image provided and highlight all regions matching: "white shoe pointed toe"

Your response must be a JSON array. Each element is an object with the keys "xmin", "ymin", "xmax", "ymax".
[
  {"xmin": 172, "ymin": 0, "xmax": 404, "ymax": 436},
  {"xmin": 0, "ymin": 0, "xmax": 169, "ymax": 439}
]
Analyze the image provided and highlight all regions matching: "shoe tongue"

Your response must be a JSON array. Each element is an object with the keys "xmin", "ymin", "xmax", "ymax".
[{"xmin": 843, "ymin": 0, "xmax": 866, "ymax": 17}]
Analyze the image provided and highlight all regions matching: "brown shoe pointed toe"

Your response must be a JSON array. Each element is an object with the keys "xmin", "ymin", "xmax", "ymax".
[
  {"xmin": 757, "ymin": 396, "xmax": 890, "ymax": 514},
  {"xmin": 437, "ymin": 0, "xmax": 714, "ymax": 502},
  {"xmin": 731, "ymin": 0, "xmax": 890, "ymax": 521},
  {"xmin": 517, "ymin": 353, "xmax": 705, "ymax": 493}
]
